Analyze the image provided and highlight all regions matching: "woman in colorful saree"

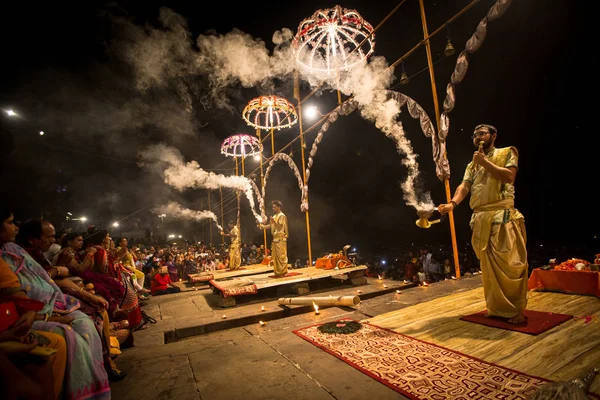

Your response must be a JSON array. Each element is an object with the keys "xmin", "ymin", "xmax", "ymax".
[
  {"xmin": 0, "ymin": 205, "xmax": 110, "ymax": 400},
  {"xmin": 85, "ymin": 230, "xmax": 144, "ymax": 332},
  {"xmin": 57, "ymin": 232, "xmax": 126, "ymax": 320}
]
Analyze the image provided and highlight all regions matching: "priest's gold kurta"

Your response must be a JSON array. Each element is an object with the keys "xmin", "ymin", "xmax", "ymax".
[
  {"xmin": 261, "ymin": 212, "xmax": 289, "ymax": 276},
  {"xmin": 228, "ymin": 225, "xmax": 241, "ymax": 270},
  {"xmin": 462, "ymin": 146, "xmax": 528, "ymax": 318}
]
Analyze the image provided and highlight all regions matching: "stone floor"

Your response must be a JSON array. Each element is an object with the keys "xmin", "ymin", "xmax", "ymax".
[{"xmin": 110, "ymin": 275, "xmax": 484, "ymax": 400}]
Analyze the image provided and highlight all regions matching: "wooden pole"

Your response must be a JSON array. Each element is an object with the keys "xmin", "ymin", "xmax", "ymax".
[
  {"xmin": 207, "ymin": 191, "xmax": 212, "ymax": 245},
  {"xmin": 278, "ymin": 295, "xmax": 360, "ymax": 307},
  {"xmin": 219, "ymin": 187, "xmax": 224, "ymax": 245},
  {"xmin": 200, "ymin": 198, "xmax": 205, "ymax": 244},
  {"xmin": 256, "ymin": 129, "xmax": 268, "ymax": 251},
  {"xmin": 270, "ymin": 127, "xmax": 275, "ymax": 156},
  {"xmin": 235, "ymin": 158, "xmax": 240, "ymax": 233},
  {"xmin": 418, "ymin": 0, "xmax": 461, "ymax": 278},
  {"xmin": 294, "ymin": 70, "xmax": 313, "ymax": 266}
]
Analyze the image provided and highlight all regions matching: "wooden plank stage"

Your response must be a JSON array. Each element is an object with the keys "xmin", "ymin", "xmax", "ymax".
[
  {"xmin": 212, "ymin": 264, "xmax": 273, "ymax": 280},
  {"xmin": 367, "ymin": 287, "xmax": 600, "ymax": 395},
  {"xmin": 187, "ymin": 263, "xmax": 274, "ymax": 285},
  {"xmin": 208, "ymin": 265, "xmax": 368, "ymax": 305},
  {"xmin": 252, "ymin": 265, "xmax": 367, "ymax": 290}
]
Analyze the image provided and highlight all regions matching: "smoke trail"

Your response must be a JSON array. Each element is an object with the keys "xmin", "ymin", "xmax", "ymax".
[
  {"xmin": 119, "ymin": 8, "xmax": 435, "ymax": 212},
  {"xmin": 261, "ymin": 153, "xmax": 308, "ymax": 212},
  {"xmin": 138, "ymin": 144, "xmax": 264, "ymax": 223},
  {"xmin": 300, "ymin": 56, "xmax": 435, "ymax": 212},
  {"xmin": 331, "ymin": 57, "xmax": 435, "ymax": 213},
  {"xmin": 154, "ymin": 201, "xmax": 223, "ymax": 232}
]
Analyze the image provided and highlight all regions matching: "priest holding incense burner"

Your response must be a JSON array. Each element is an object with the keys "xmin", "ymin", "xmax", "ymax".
[
  {"xmin": 257, "ymin": 200, "xmax": 289, "ymax": 277},
  {"xmin": 438, "ymin": 124, "xmax": 528, "ymax": 324}
]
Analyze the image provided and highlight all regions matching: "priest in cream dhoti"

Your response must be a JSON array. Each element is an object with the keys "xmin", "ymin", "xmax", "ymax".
[
  {"xmin": 258, "ymin": 200, "xmax": 289, "ymax": 277},
  {"xmin": 220, "ymin": 221, "xmax": 241, "ymax": 270},
  {"xmin": 438, "ymin": 124, "xmax": 528, "ymax": 323}
]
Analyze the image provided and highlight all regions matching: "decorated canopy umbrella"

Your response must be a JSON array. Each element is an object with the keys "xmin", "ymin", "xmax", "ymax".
[
  {"xmin": 242, "ymin": 95, "xmax": 298, "ymax": 132},
  {"xmin": 292, "ymin": 5, "xmax": 375, "ymax": 73},
  {"xmin": 221, "ymin": 134, "xmax": 262, "ymax": 175}
]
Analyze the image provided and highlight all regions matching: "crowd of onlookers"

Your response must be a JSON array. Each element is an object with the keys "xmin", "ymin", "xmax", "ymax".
[{"xmin": 2, "ymin": 200, "xmax": 597, "ymax": 399}]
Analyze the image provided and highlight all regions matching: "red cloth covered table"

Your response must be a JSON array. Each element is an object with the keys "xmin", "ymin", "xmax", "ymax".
[{"xmin": 528, "ymin": 269, "xmax": 600, "ymax": 298}]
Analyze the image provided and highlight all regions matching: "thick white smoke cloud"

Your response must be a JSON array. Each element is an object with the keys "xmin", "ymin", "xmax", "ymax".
[
  {"xmin": 154, "ymin": 201, "xmax": 223, "ymax": 232},
  {"xmin": 121, "ymin": 7, "xmax": 434, "ymax": 212},
  {"xmin": 138, "ymin": 144, "xmax": 263, "ymax": 222}
]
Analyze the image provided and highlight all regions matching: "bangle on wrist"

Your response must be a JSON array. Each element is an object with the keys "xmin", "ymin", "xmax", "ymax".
[{"xmin": 450, "ymin": 200, "xmax": 458, "ymax": 208}]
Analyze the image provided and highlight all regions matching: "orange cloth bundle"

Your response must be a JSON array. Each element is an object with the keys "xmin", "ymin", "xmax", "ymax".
[{"xmin": 315, "ymin": 254, "xmax": 352, "ymax": 270}]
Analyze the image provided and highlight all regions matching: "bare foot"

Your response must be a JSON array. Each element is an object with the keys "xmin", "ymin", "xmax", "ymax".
[{"xmin": 507, "ymin": 313, "xmax": 525, "ymax": 324}]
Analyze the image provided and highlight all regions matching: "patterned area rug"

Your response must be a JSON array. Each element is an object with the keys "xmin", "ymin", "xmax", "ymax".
[
  {"xmin": 460, "ymin": 309, "xmax": 573, "ymax": 335},
  {"xmin": 209, "ymin": 279, "xmax": 258, "ymax": 297},
  {"xmin": 293, "ymin": 318, "xmax": 550, "ymax": 399},
  {"xmin": 187, "ymin": 273, "xmax": 214, "ymax": 283}
]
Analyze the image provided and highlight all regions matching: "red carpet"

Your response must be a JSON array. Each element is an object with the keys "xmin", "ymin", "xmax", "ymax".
[
  {"xmin": 459, "ymin": 310, "xmax": 573, "ymax": 335},
  {"xmin": 294, "ymin": 318, "xmax": 550, "ymax": 399},
  {"xmin": 268, "ymin": 272, "xmax": 303, "ymax": 279}
]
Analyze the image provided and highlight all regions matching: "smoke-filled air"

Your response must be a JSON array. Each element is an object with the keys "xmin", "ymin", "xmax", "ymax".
[
  {"xmin": 153, "ymin": 201, "xmax": 223, "ymax": 232},
  {"xmin": 138, "ymin": 144, "xmax": 263, "ymax": 223},
  {"xmin": 124, "ymin": 6, "xmax": 435, "ymax": 216}
]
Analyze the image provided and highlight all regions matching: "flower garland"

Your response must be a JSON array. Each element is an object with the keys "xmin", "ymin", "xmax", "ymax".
[
  {"xmin": 318, "ymin": 320, "xmax": 363, "ymax": 334},
  {"xmin": 574, "ymin": 315, "xmax": 598, "ymax": 324}
]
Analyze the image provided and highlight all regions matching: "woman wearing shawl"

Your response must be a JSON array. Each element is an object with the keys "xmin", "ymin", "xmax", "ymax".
[{"xmin": 0, "ymin": 206, "xmax": 110, "ymax": 400}]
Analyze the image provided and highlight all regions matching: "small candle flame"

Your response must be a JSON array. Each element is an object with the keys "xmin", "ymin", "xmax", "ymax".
[
  {"xmin": 423, "ymin": 282, "xmax": 429, "ymax": 286},
  {"xmin": 451, "ymin": 276, "xmax": 457, "ymax": 280},
  {"xmin": 179, "ymin": 278, "xmax": 182, "ymax": 281},
  {"xmin": 259, "ymin": 321, "xmax": 265, "ymax": 326},
  {"xmin": 261, "ymin": 306, "xmax": 265, "ymax": 311},
  {"xmin": 396, "ymin": 290, "xmax": 401, "ymax": 294},
  {"xmin": 222, "ymin": 314, "xmax": 227, "ymax": 319},
  {"xmin": 357, "ymin": 289, "xmax": 361, "ymax": 293},
  {"xmin": 378, "ymin": 275, "xmax": 382, "ymax": 280},
  {"xmin": 403, "ymin": 280, "xmax": 408, "ymax": 284},
  {"xmin": 383, "ymin": 284, "xmax": 388, "ymax": 288},
  {"xmin": 313, "ymin": 302, "xmax": 320, "ymax": 314}
]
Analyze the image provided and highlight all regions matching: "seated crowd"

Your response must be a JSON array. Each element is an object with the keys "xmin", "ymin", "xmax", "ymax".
[
  {"xmin": 0, "ymin": 204, "xmax": 155, "ymax": 399},
  {"xmin": 0, "ymin": 206, "xmax": 276, "ymax": 398}
]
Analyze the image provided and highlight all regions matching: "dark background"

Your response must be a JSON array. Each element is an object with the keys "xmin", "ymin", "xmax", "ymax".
[{"xmin": 0, "ymin": 0, "xmax": 595, "ymax": 262}]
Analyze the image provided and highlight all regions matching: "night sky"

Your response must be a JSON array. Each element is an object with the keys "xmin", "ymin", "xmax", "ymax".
[{"xmin": 0, "ymin": 0, "xmax": 594, "ymax": 261}]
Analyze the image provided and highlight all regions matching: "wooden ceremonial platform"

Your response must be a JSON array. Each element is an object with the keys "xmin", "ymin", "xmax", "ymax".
[
  {"xmin": 366, "ymin": 286, "xmax": 600, "ymax": 395},
  {"xmin": 208, "ymin": 265, "xmax": 368, "ymax": 307},
  {"xmin": 187, "ymin": 263, "xmax": 273, "ymax": 287}
]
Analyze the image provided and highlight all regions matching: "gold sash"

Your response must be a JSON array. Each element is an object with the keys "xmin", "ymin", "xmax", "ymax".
[{"xmin": 471, "ymin": 198, "xmax": 515, "ymax": 256}]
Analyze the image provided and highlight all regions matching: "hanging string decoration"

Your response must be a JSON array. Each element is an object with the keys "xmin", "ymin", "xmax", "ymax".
[
  {"xmin": 305, "ymin": 100, "xmax": 358, "ymax": 184},
  {"xmin": 436, "ymin": 0, "xmax": 514, "ymax": 180},
  {"xmin": 262, "ymin": 153, "xmax": 308, "ymax": 213}
]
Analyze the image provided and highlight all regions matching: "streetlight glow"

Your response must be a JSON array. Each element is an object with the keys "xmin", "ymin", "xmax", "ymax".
[
  {"xmin": 39, "ymin": 131, "xmax": 44, "ymax": 136},
  {"xmin": 305, "ymin": 105, "xmax": 319, "ymax": 119},
  {"xmin": 112, "ymin": 222, "xmax": 119, "ymax": 227},
  {"xmin": 5, "ymin": 109, "xmax": 17, "ymax": 117},
  {"xmin": 80, "ymin": 217, "xmax": 87, "ymax": 222},
  {"xmin": 253, "ymin": 154, "xmax": 260, "ymax": 161}
]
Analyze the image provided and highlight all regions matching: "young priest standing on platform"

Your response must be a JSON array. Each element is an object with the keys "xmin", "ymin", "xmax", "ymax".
[
  {"xmin": 257, "ymin": 200, "xmax": 289, "ymax": 277},
  {"xmin": 438, "ymin": 124, "xmax": 528, "ymax": 324},
  {"xmin": 220, "ymin": 221, "xmax": 241, "ymax": 271}
]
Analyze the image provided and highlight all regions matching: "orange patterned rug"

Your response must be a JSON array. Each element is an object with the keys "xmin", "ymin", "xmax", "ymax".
[{"xmin": 293, "ymin": 318, "xmax": 550, "ymax": 399}]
